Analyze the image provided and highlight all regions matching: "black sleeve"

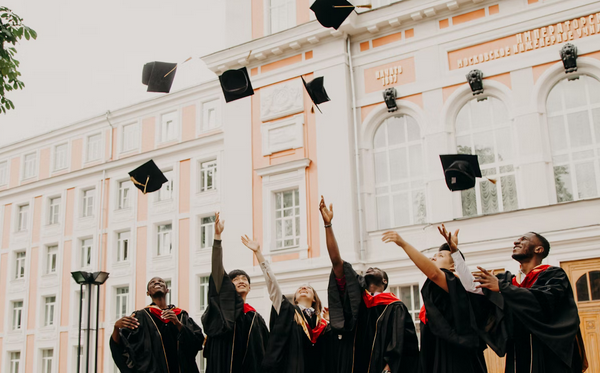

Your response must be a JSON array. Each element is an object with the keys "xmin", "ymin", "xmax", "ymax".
[
  {"xmin": 116, "ymin": 312, "xmax": 155, "ymax": 372},
  {"xmin": 385, "ymin": 302, "xmax": 419, "ymax": 373},
  {"xmin": 327, "ymin": 261, "xmax": 365, "ymax": 332},
  {"xmin": 201, "ymin": 273, "xmax": 243, "ymax": 337},
  {"xmin": 260, "ymin": 296, "xmax": 295, "ymax": 373},
  {"xmin": 178, "ymin": 312, "xmax": 205, "ymax": 357},
  {"xmin": 109, "ymin": 335, "xmax": 135, "ymax": 373}
]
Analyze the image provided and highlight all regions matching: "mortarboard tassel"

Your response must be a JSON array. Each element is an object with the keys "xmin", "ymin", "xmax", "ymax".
[
  {"xmin": 130, "ymin": 175, "xmax": 150, "ymax": 194},
  {"xmin": 163, "ymin": 57, "xmax": 193, "ymax": 78},
  {"xmin": 486, "ymin": 177, "xmax": 497, "ymax": 184}
]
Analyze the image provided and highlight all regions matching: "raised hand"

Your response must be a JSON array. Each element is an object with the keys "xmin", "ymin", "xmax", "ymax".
[
  {"xmin": 319, "ymin": 195, "xmax": 334, "ymax": 224},
  {"xmin": 161, "ymin": 309, "xmax": 183, "ymax": 330},
  {"xmin": 475, "ymin": 267, "xmax": 499, "ymax": 292},
  {"xmin": 437, "ymin": 224, "xmax": 459, "ymax": 253},
  {"xmin": 382, "ymin": 231, "xmax": 405, "ymax": 246},
  {"xmin": 214, "ymin": 212, "xmax": 224, "ymax": 239},
  {"xmin": 241, "ymin": 235, "xmax": 260, "ymax": 252},
  {"xmin": 115, "ymin": 314, "xmax": 139, "ymax": 330}
]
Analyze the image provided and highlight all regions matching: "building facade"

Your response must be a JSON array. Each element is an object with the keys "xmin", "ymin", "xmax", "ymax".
[{"xmin": 1, "ymin": 0, "xmax": 599, "ymax": 372}]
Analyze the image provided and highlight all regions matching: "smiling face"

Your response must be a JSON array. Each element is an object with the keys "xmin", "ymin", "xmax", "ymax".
[
  {"xmin": 431, "ymin": 250, "xmax": 454, "ymax": 270},
  {"xmin": 364, "ymin": 267, "xmax": 388, "ymax": 290},
  {"xmin": 512, "ymin": 233, "xmax": 544, "ymax": 262},
  {"xmin": 231, "ymin": 274, "xmax": 251, "ymax": 296},
  {"xmin": 294, "ymin": 285, "xmax": 315, "ymax": 303},
  {"xmin": 147, "ymin": 277, "xmax": 169, "ymax": 298}
]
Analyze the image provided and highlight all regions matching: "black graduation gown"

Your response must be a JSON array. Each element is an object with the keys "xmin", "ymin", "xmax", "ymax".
[
  {"xmin": 201, "ymin": 274, "xmax": 269, "ymax": 373},
  {"xmin": 493, "ymin": 267, "xmax": 582, "ymax": 373},
  {"xmin": 420, "ymin": 269, "xmax": 488, "ymax": 373},
  {"xmin": 261, "ymin": 296, "xmax": 336, "ymax": 373},
  {"xmin": 327, "ymin": 261, "xmax": 420, "ymax": 373},
  {"xmin": 110, "ymin": 308, "xmax": 205, "ymax": 373}
]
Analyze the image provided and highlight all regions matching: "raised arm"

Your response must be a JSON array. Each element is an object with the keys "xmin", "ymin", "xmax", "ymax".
[
  {"xmin": 212, "ymin": 212, "xmax": 226, "ymax": 294},
  {"xmin": 319, "ymin": 196, "xmax": 344, "ymax": 279},
  {"xmin": 438, "ymin": 224, "xmax": 483, "ymax": 295},
  {"xmin": 241, "ymin": 235, "xmax": 284, "ymax": 314},
  {"xmin": 382, "ymin": 231, "xmax": 448, "ymax": 292}
]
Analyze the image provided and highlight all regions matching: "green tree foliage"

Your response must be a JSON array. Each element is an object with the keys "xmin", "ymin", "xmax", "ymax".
[{"xmin": 0, "ymin": 7, "xmax": 37, "ymax": 114}]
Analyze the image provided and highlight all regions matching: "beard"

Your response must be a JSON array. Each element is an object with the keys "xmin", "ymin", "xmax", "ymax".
[
  {"xmin": 151, "ymin": 290, "xmax": 166, "ymax": 298},
  {"xmin": 511, "ymin": 251, "xmax": 533, "ymax": 261},
  {"xmin": 364, "ymin": 273, "xmax": 383, "ymax": 287}
]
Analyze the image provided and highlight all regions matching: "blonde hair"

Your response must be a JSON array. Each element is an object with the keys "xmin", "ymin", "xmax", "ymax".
[{"xmin": 293, "ymin": 285, "xmax": 322, "ymax": 326}]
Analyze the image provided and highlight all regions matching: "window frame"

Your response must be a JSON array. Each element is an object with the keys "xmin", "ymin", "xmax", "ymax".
[
  {"xmin": 48, "ymin": 197, "xmax": 61, "ymax": 225},
  {"xmin": 273, "ymin": 188, "xmax": 302, "ymax": 250},
  {"xmin": 85, "ymin": 133, "xmax": 103, "ymax": 163},
  {"xmin": 82, "ymin": 188, "xmax": 96, "ymax": 218},
  {"xmin": 80, "ymin": 238, "xmax": 93, "ymax": 268},
  {"xmin": 198, "ymin": 159, "xmax": 218, "ymax": 193},
  {"xmin": 159, "ymin": 111, "xmax": 179, "ymax": 143},
  {"xmin": 120, "ymin": 122, "xmax": 139, "ymax": 153},
  {"xmin": 156, "ymin": 223, "xmax": 173, "ymax": 256},
  {"xmin": 198, "ymin": 276, "xmax": 209, "ymax": 313},
  {"xmin": 198, "ymin": 215, "xmax": 215, "ymax": 250},
  {"xmin": 116, "ymin": 231, "xmax": 130, "ymax": 263},
  {"xmin": 41, "ymin": 349, "xmax": 53, "ymax": 373},
  {"xmin": 14, "ymin": 251, "xmax": 26, "ymax": 279},
  {"xmin": 156, "ymin": 169, "xmax": 174, "ymax": 202},
  {"xmin": 45, "ymin": 245, "xmax": 58, "ymax": 275},
  {"xmin": 117, "ymin": 180, "xmax": 132, "ymax": 210},
  {"xmin": 200, "ymin": 99, "xmax": 221, "ymax": 133},
  {"xmin": 9, "ymin": 351, "xmax": 21, "ymax": 373},
  {"xmin": 43, "ymin": 295, "xmax": 56, "ymax": 327},
  {"xmin": 12, "ymin": 301, "xmax": 24, "ymax": 330},
  {"xmin": 22, "ymin": 151, "xmax": 38, "ymax": 180},
  {"xmin": 52, "ymin": 142, "xmax": 69, "ymax": 172},
  {"xmin": 0, "ymin": 159, "xmax": 9, "ymax": 186},
  {"xmin": 115, "ymin": 286, "xmax": 129, "ymax": 319},
  {"xmin": 264, "ymin": 0, "xmax": 296, "ymax": 35},
  {"xmin": 17, "ymin": 204, "xmax": 29, "ymax": 232}
]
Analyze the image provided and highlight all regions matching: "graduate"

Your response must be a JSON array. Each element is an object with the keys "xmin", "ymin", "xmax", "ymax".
[
  {"xmin": 201, "ymin": 213, "xmax": 269, "ymax": 373},
  {"xmin": 382, "ymin": 225, "xmax": 488, "ymax": 373},
  {"xmin": 475, "ymin": 232, "xmax": 586, "ymax": 373},
  {"xmin": 110, "ymin": 277, "xmax": 205, "ymax": 373},
  {"xmin": 241, "ymin": 235, "xmax": 336, "ymax": 373},
  {"xmin": 319, "ymin": 196, "xmax": 420, "ymax": 373}
]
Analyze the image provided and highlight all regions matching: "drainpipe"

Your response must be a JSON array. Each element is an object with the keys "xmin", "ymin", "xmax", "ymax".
[{"xmin": 347, "ymin": 36, "xmax": 366, "ymax": 262}]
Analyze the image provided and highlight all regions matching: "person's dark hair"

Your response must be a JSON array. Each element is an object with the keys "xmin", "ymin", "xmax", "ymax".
[
  {"xmin": 229, "ymin": 269, "xmax": 251, "ymax": 284},
  {"xmin": 529, "ymin": 232, "xmax": 550, "ymax": 259},
  {"xmin": 382, "ymin": 270, "xmax": 389, "ymax": 291},
  {"xmin": 438, "ymin": 243, "xmax": 465, "ymax": 260}
]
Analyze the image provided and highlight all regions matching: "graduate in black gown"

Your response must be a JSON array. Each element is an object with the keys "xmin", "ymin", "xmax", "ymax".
[
  {"xmin": 241, "ymin": 235, "xmax": 336, "ymax": 373},
  {"xmin": 201, "ymin": 213, "xmax": 269, "ymax": 373},
  {"xmin": 382, "ymin": 225, "xmax": 489, "ymax": 373},
  {"xmin": 475, "ymin": 232, "xmax": 586, "ymax": 373},
  {"xmin": 110, "ymin": 277, "xmax": 205, "ymax": 373},
  {"xmin": 319, "ymin": 196, "xmax": 420, "ymax": 373}
]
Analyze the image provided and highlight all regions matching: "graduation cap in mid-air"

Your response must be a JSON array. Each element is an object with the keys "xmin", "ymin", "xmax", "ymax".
[
  {"xmin": 301, "ymin": 76, "xmax": 330, "ymax": 113},
  {"xmin": 440, "ymin": 154, "xmax": 489, "ymax": 191},
  {"xmin": 128, "ymin": 160, "xmax": 169, "ymax": 194},
  {"xmin": 310, "ymin": 0, "xmax": 371, "ymax": 30},
  {"xmin": 219, "ymin": 67, "xmax": 255, "ymax": 103},
  {"xmin": 142, "ymin": 61, "xmax": 178, "ymax": 93}
]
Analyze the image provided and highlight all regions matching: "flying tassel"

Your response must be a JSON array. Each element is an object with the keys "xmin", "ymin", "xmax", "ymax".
[{"xmin": 486, "ymin": 177, "xmax": 497, "ymax": 184}]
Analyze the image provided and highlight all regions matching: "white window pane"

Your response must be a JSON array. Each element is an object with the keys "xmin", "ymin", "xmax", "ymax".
[
  {"xmin": 374, "ymin": 152, "xmax": 389, "ymax": 184},
  {"xmin": 386, "ymin": 120, "xmax": 405, "ymax": 145},
  {"xmin": 575, "ymin": 162, "xmax": 598, "ymax": 199},
  {"xmin": 406, "ymin": 116, "xmax": 420, "ymax": 142},
  {"xmin": 393, "ymin": 193, "xmax": 410, "ymax": 227},
  {"xmin": 554, "ymin": 165, "xmax": 574, "ymax": 202},
  {"xmin": 567, "ymin": 111, "xmax": 592, "ymax": 147},
  {"xmin": 388, "ymin": 148, "xmax": 407, "ymax": 182},
  {"xmin": 479, "ymin": 178, "xmax": 499, "ymax": 214},
  {"xmin": 376, "ymin": 195, "xmax": 391, "ymax": 229},
  {"xmin": 563, "ymin": 79, "xmax": 587, "ymax": 110},
  {"xmin": 548, "ymin": 116, "xmax": 568, "ymax": 152}
]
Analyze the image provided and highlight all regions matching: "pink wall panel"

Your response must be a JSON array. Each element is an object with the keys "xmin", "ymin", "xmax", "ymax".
[
  {"xmin": 64, "ymin": 188, "xmax": 75, "ymax": 237},
  {"xmin": 71, "ymin": 138, "xmax": 83, "ymax": 171},
  {"xmin": 25, "ymin": 334, "xmax": 34, "ymax": 373},
  {"xmin": 0, "ymin": 253, "xmax": 7, "ymax": 333},
  {"xmin": 179, "ymin": 160, "xmax": 190, "ymax": 213},
  {"xmin": 39, "ymin": 147, "xmax": 51, "ymax": 179},
  {"xmin": 26, "ymin": 247, "xmax": 39, "ymax": 328},
  {"xmin": 2, "ymin": 204, "xmax": 11, "ymax": 249},
  {"xmin": 9, "ymin": 157, "xmax": 20, "ymax": 188},
  {"xmin": 135, "ymin": 226, "xmax": 147, "ymax": 309},
  {"xmin": 32, "ymin": 196, "xmax": 42, "ymax": 244},
  {"xmin": 181, "ymin": 105, "xmax": 196, "ymax": 142},
  {"xmin": 141, "ymin": 117, "xmax": 156, "ymax": 153},
  {"xmin": 178, "ymin": 218, "xmax": 190, "ymax": 311},
  {"xmin": 60, "ymin": 240, "xmax": 72, "ymax": 327}
]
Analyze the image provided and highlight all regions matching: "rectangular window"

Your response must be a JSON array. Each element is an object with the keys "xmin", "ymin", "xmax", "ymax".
[
  {"xmin": 157, "ymin": 170, "xmax": 173, "ymax": 201},
  {"xmin": 15, "ymin": 252, "xmax": 26, "ymax": 279},
  {"xmin": 121, "ymin": 123, "xmax": 138, "ymax": 152},
  {"xmin": 157, "ymin": 224, "xmax": 172, "ymax": 256},
  {"xmin": 165, "ymin": 280, "xmax": 172, "ymax": 305},
  {"xmin": 199, "ymin": 276, "xmax": 209, "ymax": 312},
  {"xmin": 199, "ymin": 216, "xmax": 215, "ymax": 250},
  {"xmin": 86, "ymin": 134, "xmax": 102, "ymax": 162},
  {"xmin": 391, "ymin": 284, "xmax": 421, "ymax": 334},
  {"xmin": 81, "ymin": 238, "xmax": 93, "ymax": 268},
  {"xmin": 201, "ymin": 100, "xmax": 220, "ymax": 131},
  {"xmin": 82, "ymin": 189, "xmax": 95, "ymax": 217},
  {"xmin": 53, "ymin": 143, "xmax": 68, "ymax": 171},
  {"xmin": 10, "ymin": 351, "xmax": 20, "ymax": 373},
  {"xmin": 116, "ymin": 231, "xmax": 130, "ymax": 262},
  {"xmin": 46, "ymin": 246, "xmax": 58, "ymax": 274},
  {"xmin": 18, "ymin": 204, "xmax": 29, "ymax": 231},
  {"xmin": 44, "ymin": 296, "xmax": 56, "ymax": 326},
  {"xmin": 0, "ymin": 160, "xmax": 8, "ymax": 185},
  {"xmin": 115, "ymin": 287, "xmax": 129, "ymax": 318},
  {"xmin": 199, "ymin": 160, "xmax": 217, "ymax": 193},
  {"xmin": 118, "ymin": 181, "xmax": 131, "ymax": 209},
  {"xmin": 160, "ymin": 112, "xmax": 178, "ymax": 143},
  {"xmin": 23, "ymin": 152, "xmax": 37, "ymax": 179},
  {"xmin": 49, "ymin": 197, "xmax": 61, "ymax": 225},
  {"xmin": 274, "ymin": 189, "xmax": 301, "ymax": 249},
  {"xmin": 268, "ymin": 0, "xmax": 296, "ymax": 34},
  {"xmin": 41, "ymin": 349, "xmax": 53, "ymax": 373},
  {"xmin": 12, "ymin": 301, "xmax": 23, "ymax": 330}
]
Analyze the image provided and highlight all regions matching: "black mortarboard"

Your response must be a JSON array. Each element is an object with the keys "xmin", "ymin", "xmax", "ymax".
[
  {"xmin": 440, "ymin": 154, "xmax": 483, "ymax": 191},
  {"xmin": 142, "ymin": 61, "xmax": 178, "ymax": 93},
  {"xmin": 128, "ymin": 160, "xmax": 169, "ymax": 194},
  {"xmin": 301, "ymin": 76, "xmax": 330, "ymax": 113},
  {"xmin": 310, "ymin": 0, "xmax": 355, "ymax": 30},
  {"xmin": 219, "ymin": 67, "xmax": 254, "ymax": 103}
]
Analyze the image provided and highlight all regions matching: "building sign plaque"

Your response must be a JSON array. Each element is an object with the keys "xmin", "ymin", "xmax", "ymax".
[{"xmin": 364, "ymin": 57, "xmax": 415, "ymax": 94}]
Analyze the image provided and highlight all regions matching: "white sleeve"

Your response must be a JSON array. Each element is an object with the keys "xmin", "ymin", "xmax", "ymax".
[
  {"xmin": 452, "ymin": 251, "xmax": 483, "ymax": 295},
  {"xmin": 259, "ymin": 260, "xmax": 284, "ymax": 314}
]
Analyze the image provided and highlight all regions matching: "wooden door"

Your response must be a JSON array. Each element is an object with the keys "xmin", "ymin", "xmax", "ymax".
[{"xmin": 562, "ymin": 258, "xmax": 600, "ymax": 373}]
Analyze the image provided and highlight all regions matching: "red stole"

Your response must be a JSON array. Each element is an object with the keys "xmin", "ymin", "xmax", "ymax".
[
  {"xmin": 145, "ymin": 305, "xmax": 182, "ymax": 323},
  {"xmin": 512, "ymin": 264, "xmax": 551, "ymax": 289},
  {"xmin": 419, "ymin": 305, "xmax": 428, "ymax": 325},
  {"xmin": 362, "ymin": 290, "xmax": 400, "ymax": 308},
  {"xmin": 309, "ymin": 318, "xmax": 328, "ymax": 344},
  {"xmin": 243, "ymin": 303, "xmax": 256, "ymax": 314}
]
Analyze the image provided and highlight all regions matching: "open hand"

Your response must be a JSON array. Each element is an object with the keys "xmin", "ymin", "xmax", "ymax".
[
  {"xmin": 475, "ymin": 267, "xmax": 499, "ymax": 292},
  {"xmin": 241, "ymin": 235, "xmax": 260, "ymax": 252},
  {"xmin": 215, "ymin": 212, "xmax": 224, "ymax": 236},
  {"xmin": 437, "ymin": 224, "xmax": 459, "ymax": 253},
  {"xmin": 382, "ymin": 231, "xmax": 405, "ymax": 246},
  {"xmin": 115, "ymin": 314, "xmax": 139, "ymax": 330},
  {"xmin": 319, "ymin": 196, "xmax": 334, "ymax": 224},
  {"xmin": 161, "ymin": 309, "xmax": 183, "ymax": 329}
]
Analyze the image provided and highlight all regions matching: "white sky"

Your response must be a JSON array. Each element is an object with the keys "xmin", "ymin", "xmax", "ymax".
[{"xmin": 1, "ymin": 0, "xmax": 227, "ymax": 146}]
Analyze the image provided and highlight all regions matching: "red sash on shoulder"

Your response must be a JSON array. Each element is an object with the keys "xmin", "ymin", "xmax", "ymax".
[
  {"xmin": 243, "ymin": 303, "xmax": 256, "ymax": 314},
  {"xmin": 145, "ymin": 305, "xmax": 182, "ymax": 323},
  {"xmin": 309, "ymin": 318, "xmax": 328, "ymax": 344},
  {"xmin": 512, "ymin": 264, "xmax": 551, "ymax": 289},
  {"xmin": 419, "ymin": 305, "xmax": 428, "ymax": 325},
  {"xmin": 362, "ymin": 290, "xmax": 400, "ymax": 308}
]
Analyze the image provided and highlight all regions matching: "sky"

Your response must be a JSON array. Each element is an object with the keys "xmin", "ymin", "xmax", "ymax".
[{"xmin": 1, "ymin": 0, "xmax": 227, "ymax": 146}]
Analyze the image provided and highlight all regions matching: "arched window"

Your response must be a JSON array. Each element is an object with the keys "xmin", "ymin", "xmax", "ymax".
[
  {"xmin": 373, "ymin": 115, "xmax": 426, "ymax": 229},
  {"xmin": 455, "ymin": 97, "xmax": 518, "ymax": 217},
  {"xmin": 546, "ymin": 75, "xmax": 600, "ymax": 202},
  {"xmin": 575, "ymin": 270, "xmax": 600, "ymax": 302}
]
